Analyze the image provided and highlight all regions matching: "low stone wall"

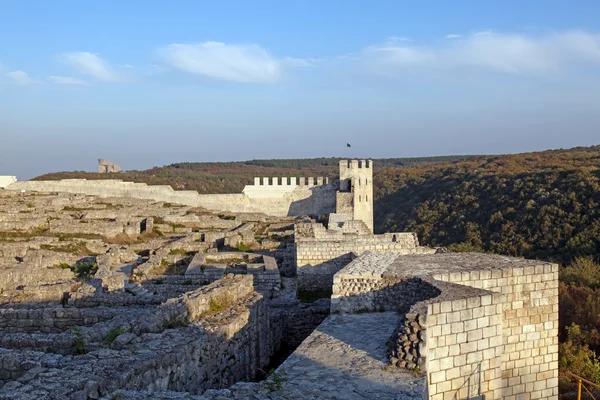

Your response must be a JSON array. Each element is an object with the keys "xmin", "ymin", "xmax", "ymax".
[
  {"xmin": 0, "ymin": 306, "xmax": 117, "ymax": 333},
  {"xmin": 181, "ymin": 274, "xmax": 254, "ymax": 321},
  {"xmin": 296, "ymin": 229, "xmax": 436, "ymax": 291},
  {"xmin": 0, "ymin": 274, "xmax": 280, "ymax": 398},
  {"xmin": 331, "ymin": 252, "xmax": 441, "ymax": 313}
]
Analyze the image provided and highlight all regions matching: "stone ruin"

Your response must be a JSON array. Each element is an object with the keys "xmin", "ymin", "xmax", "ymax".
[
  {"xmin": 0, "ymin": 161, "xmax": 559, "ymax": 400},
  {"xmin": 97, "ymin": 159, "xmax": 121, "ymax": 173}
]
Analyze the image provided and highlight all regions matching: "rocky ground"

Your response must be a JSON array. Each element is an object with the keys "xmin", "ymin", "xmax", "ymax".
[{"xmin": 0, "ymin": 190, "xmax": 329, "ymax": 399}]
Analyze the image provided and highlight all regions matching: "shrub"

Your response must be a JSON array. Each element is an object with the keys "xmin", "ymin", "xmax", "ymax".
[
  {"xmin": 561, "ymin": 257, "xmax": 600, "ymax": 288},
  {"xmin": 72, "ymin": 259, "xmax": 98, "ymax": 278},
  {"xmin": 72, "ymin": 327, "xmax": 87, "ymax": 354},
  {"xmin": 559, "ymin": 323, "xmax": 600, "ymax": 391}
]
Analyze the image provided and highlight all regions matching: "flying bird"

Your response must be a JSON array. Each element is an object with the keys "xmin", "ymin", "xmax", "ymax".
[{"xmin": 347, "ymin": 143, "xmax": 351, "ymax": 148}]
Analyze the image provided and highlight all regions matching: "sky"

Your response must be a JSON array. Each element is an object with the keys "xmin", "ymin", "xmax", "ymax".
[{"xmin": 2, "ymin": 0, "xmax": 600, "ymax": 179}]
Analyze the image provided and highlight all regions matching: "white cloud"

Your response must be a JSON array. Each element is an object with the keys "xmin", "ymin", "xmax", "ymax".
[
  {"xmin": 59, "ymin": 52, "xmax": 122, "ymax": 82},
  {"xmin": 157, "ymin": 41, "xmax": 282, "ymax": 83},
  {"xmin": 5, "ymin": 70, "xmax": 37, "ymax": 85},
  {"xmin": 359, "ymin": 30, "xmax": 600, "ymax": 75},
  {"xmin": 48, "ymin": 76, "xmax": 89, "ymax": 85},
  {"xmin": 282, "ymin": 57, "xmax": 317, "ymax": 68},
  {"xmin": 120, "ymin": 64, "xmax": 134, "ymax": 69},
  {"xmin": 446, "ymin": 34, "xmax": 462, "ymax": 39}
]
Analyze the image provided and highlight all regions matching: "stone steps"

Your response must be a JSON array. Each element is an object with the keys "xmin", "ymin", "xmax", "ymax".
[{"xmin": 124, "ymin": 282, "xmax": 152, "ymax": 298}]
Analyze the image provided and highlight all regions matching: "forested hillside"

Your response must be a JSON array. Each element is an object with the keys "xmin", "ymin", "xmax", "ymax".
[{"xmin": 375, "ymin": 145, "xmax": 600, "ymax": 265}]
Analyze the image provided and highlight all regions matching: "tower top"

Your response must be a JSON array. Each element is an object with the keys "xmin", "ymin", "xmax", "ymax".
[{"xmin": 339, "ymin": 159, "xmax": 373, "ymax": 169}]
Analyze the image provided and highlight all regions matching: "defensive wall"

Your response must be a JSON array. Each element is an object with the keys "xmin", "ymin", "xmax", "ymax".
[
  {"xmin": 331, "ymin": 251, "xmax": 559, "ymax": 400},
  {"xmin": 294, "ymin": 222, "xmax": 437, "ymax": 291},
  {"xmin": 7, "ymin": 178, "xmax": 337, "ymax": 218}
]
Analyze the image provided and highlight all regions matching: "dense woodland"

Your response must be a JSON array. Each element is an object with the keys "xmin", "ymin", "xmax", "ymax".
[{"xmin": 36, "ymin": 145, "xmax": 600, "ymax": 389}]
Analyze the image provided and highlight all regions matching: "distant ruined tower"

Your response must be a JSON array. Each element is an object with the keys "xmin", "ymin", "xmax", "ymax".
[
  {"xmin": 337, "ymin": 160, "xmax": 374, "ymax": 232},
  {"xmin": 98, "ymin": 159, "xmax": 122, "ymax": 173}
]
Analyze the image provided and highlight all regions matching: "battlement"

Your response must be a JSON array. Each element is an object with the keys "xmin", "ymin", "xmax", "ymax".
[
  {"xmin": 340, "ymin": 159, "xmax": 372, "ymax": 169},
  {"xmin": 251, "ymin": 177, "xmax": 330, "ymax": 187}
]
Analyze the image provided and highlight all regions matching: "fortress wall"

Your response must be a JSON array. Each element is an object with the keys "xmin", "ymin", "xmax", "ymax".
[
  {"xmin": 7, "ymin": 180, "xmax": 336, "ymax": 217},
  {"xmin": 426, "ymin": 292, "xmax": 505, "ymax": 399},
  {"xmin": 431, "ymin": 264, "xmax": 559, "ymax": 399},
  {"xmin": 296, "ymin": 237, "xmax": 436, "ymax": 291}
]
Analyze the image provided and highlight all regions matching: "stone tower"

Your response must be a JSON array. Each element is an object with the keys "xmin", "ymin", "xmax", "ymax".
[{"xmin": 337, "ymin": 159, "xmax": 374, "ymax": 232}]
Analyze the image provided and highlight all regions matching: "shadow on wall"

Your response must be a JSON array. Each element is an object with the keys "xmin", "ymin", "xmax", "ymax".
[
  {"xmin": 298, "ymin": 253, "xmax": 359, "ymax": 291},
  {"xmin": 286, "ymin": 186, "xmax": 337, "ymax": 218},
  {"xmin": 331, "ymin": 278, "xmax": 441, "ymax": 358}
]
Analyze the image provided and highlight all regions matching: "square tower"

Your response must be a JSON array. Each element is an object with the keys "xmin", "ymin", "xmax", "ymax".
[{"xmin": 337, "ymin": 160, "xmax": 374, "ymax": 232}]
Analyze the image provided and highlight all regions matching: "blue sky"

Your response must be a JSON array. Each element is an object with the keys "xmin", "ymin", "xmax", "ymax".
[{"xmin": 2, "ymin": 0, "xmax": 600, "ymax": 179}]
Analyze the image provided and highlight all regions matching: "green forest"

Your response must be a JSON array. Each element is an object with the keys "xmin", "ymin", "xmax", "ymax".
[{"xmin": 36, "ymin": 145, "xmax": 600, "ymax": 389}]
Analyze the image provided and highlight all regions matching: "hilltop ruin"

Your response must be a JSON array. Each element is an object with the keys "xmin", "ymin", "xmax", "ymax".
[{"xmin": 0, "ymin": 160, "xmax": 558, "ymax": 399}]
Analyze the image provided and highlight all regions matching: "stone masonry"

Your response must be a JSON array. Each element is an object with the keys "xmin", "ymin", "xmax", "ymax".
[{"xmin": 331, "ymin": 251, "xmax": 559, "ymax": 400}]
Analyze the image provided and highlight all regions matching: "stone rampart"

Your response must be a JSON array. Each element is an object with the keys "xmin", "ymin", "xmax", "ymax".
[
  {"xmin": 8, "ymin": 179, "xmax": 337, "ymax": 217},
  {"xmin": 296, "ymin": 228, "xmax": 436, "ymax": 291},
  {"xmin": 330, "ymin": 252, "xmax": 559, "ymax": 400},
  {"xmin": 430, "ymin": 263, "xmax": 559, "ymax": 399}
]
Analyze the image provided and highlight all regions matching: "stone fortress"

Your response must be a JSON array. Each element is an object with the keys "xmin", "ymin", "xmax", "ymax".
[{"xmin": 0, "ymin": 160, "xmax": 558, "ymax": 399}]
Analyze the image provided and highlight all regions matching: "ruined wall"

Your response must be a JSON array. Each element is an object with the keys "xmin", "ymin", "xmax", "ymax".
[
  {"xmin": 431, "ymin": 265, "xmax": 559, "ymax": 399},
  {"xmin": 296, "ymin": 232, "xmax": 436, "ymax": 291},
  {"xmin": 7, "ymin": 179, "xmax": 336, "ymax": 218}
]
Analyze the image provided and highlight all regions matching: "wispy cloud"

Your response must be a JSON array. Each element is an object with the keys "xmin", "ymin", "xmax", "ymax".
[
  {"xmin": 59, "ymin": 52, "xmax": 123, "ymax": 82},
  {"xmin": 158, "ymin": 41, "xmax": 283, "ymax": 83},
  {"xmin": 48, "ymin": 75, "xmax": 89, "ymax": 85},
  {"xmin": 359, "ymin": 30, "xmax": 600, "ymax": 75},
  {"xmin": 5, "ymin": 70, "xmax": 38, "ymax": 85},
  {"xmin": 446, "ymin": 34, "xmax": 462, "ymax": 39},
  {"xmin": 282, "ymin": 57, "xmax": 318, "ymax": 68}
]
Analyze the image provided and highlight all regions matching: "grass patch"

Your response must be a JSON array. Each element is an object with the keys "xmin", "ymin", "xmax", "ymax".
[
  {"xmin": 102, "ymin": 327, "xmax": 127, "ymax": 346},
  {"xmin": 236, "ymin": 242, "xmax": 253, "ymax": 252},
  {"xmin": 48, "ymin": 262, "xmax": 72, "ymax": 270},
  {"xmin": 201, "ymin": 293, "xmax": 235, "ymax": 318},
  {"xmin": 40, "ymin": 242, "xmax": 94, "ymax": 256},
  {"xmin": 63, "ymin": 206, "xmax": 95, "ymax": 212},
  {"xmin": 168, "ymin": 248, "xmax": 188, "ymax": 256}
]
